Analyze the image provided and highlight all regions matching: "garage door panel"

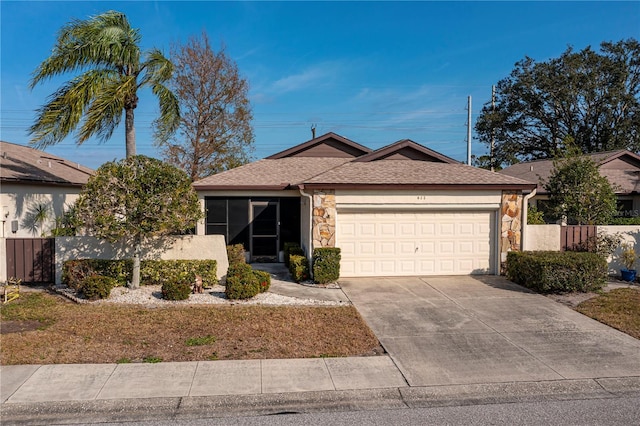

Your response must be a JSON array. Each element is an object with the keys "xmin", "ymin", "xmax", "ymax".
[
  {"xmin": 380, "ymin": 260, "xmax": 396, "ymax": 275},
  {"xmin": 379, "ymin": 241, "xmax": 395, "ymax": 255},
  {"xmin": 399, "ymin": 223, "xmax": 416, "ymax": 236},
  {"xmin": 438, "ymin": 241, "xmax": 455, "ymax": 254},
  {"xmin": 359, "ymin": 241, "xmax": 375, "ymax": 255},
  {"xmin": 360, "ymin": 223, "xmax": 376, "ymax": 236},
  {"xmin": 338, "ymin": 210, "xmax": 495, "ymax": 277},
  {"xmin": 418, "ymin": 241, "xmax": 436, "ymax": 255}
]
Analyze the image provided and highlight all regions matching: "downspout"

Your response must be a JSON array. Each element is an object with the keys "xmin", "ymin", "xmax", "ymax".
[
  {"xmin": 299, "ymin": 186, "xmax": 314, "ymax": 271},
  {"xmin": 521, "ymin": 188, "xmax": 537, "ymax": 251}
]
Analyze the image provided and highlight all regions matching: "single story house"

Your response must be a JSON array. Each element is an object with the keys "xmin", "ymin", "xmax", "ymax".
[
  {"xmin": 0, "ymin": 141, "xmax": 94, "ymax": 238},
  {"xmin": 500, "ymin": 150, "xmax": 640, "ymax": 222},
  {"xmin": 193, "ymin": 133, "xmax": 534, "ymax": 277}
]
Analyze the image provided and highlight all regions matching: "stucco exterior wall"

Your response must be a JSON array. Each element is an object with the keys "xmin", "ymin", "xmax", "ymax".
[
  {"xmin": 599, "ymin": 225, "xmax": 640, "ymax": 274},
  {"xmin": 335, "ymin": 189, "xmax": 502, "ymax": 206},
  {"xmin": 1, "ymin": 183, "xmax": 81, "ymax": 238},
  {"xmin": 524, "ymin": 225, "xmax": 562, "ymax": 251},
  {"xmin": 54, "ymin": 235, "xmax": 228, "ymax": 286}
]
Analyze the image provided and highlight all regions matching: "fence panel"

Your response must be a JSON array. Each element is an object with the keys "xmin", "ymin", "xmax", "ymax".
[
  {"xmin": 5, "ymin": 238, "xmax": 55, "ymax": 284},
  {"xmin": 560, "ymin": 225, "xmax": 597, "ymax": 251}
]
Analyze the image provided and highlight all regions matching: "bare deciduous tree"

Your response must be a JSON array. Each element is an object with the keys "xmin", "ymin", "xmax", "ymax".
[{"xmin": 154, "ymin": 32, "xmax": 254, "ymax": 181}]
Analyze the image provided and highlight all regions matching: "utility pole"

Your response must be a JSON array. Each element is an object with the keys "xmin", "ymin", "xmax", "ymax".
[
  {"xmin": 467, "ymin": 96, "xmax": 472, "ymax": 166},
  {"xmin": 491, "ymin": 85, "xmax": 496, "ymax": 172}
]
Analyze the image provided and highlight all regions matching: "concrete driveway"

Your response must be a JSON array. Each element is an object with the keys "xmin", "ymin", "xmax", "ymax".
[{"xmin": 340, "ymin": 276, "xmax": 640, "ymax": 387}]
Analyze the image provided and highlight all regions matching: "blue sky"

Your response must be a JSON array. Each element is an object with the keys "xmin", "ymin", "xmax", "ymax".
[{"xmin": 2, "ymin": 1, "xmax": 639, "ymax": 170}]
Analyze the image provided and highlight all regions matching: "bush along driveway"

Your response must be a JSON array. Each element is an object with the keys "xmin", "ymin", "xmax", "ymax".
[{"xmin": 340, "ymin": 275, "xmax": 640, "ymax": 387}]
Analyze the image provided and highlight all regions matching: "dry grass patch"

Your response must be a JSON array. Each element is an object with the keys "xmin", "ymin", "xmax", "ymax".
[
  {"xmin": 1, "ymin": 292, "xmax": 382, "ymax": 365},
  {"xmin": 576, "ymin": 288, "xmax": 640, "ymax": 339}
]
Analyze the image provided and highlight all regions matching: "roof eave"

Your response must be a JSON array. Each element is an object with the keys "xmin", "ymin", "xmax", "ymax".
[
  {"xmin": 193, "ymin": 184, "xmax": 292, "ymax": 191},
  {"xmin": 0, "ymin": 177, "xmax": 87, "ymax": 187},
  {"xmin": 299, "ymin": 183, "xmax": 537, "ymax": 191}
]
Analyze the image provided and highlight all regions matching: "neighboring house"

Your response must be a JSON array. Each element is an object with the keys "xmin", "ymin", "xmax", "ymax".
[
  {"xmin": 500, "ymin": 150, "xmax": 640, "ymax": 221},
  {"xmin": 193, "ymin": 133, "xmax": 535, "ymax": 277},
  {"xmin": 0, "ymin": 141, "xmax": 94, "ymax": 238}
]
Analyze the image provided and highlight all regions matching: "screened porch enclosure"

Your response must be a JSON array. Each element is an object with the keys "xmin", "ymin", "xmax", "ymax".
[{"xmin": 205, "ymin": 197, "xmax": 301, "ymax": 262}]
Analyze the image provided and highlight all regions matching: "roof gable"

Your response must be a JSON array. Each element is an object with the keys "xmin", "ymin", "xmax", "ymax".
[
  {"xmin": 352, "ymin": 139, "xmax": 459, "ymax": 163},
  {"xmin": 266, "ymin": 132, "xmax": 371, "ymax": 159},
  {"xmin": 596, "ymin": 150, "xmax": 640, "ymax": 170}
]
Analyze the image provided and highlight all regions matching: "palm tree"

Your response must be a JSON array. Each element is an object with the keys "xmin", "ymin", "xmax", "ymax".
[{"xmin": 29, "ymin": 10, "xmax": 179, "ymax": 158}]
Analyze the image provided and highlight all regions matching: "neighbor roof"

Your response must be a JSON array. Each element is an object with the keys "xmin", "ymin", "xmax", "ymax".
[
  {"xmin": 500, "ymin": 150, "xmax": 640, "ymax": 194},
  {"xmin": 193, "ymin": 133, "xmax": 536, "ymax": 191},
  {"xmin": 0, "ymin": 141, "xmax": 94, "ymax": 186}
]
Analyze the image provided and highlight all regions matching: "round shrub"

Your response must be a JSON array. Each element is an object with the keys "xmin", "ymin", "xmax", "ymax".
[
  {"xmin": 289, "ymin": 254, "xmax": 310, "ymax": 283},
  {"xmin": 161, "ymin": 280, "xmax": 192, "ymax": 301},
  {"xmin": 226, "ymin": 244, "xmax": 247, "ymax": 266},
  {"xmin": 81, "ymin": 275, "xmax": 117, "ymax": 300},
  {"xmin": 225, "ymin": 263, "xmax": 260, "ymax": 300},
  {"xmin": 253, "ymin": 270, "xmax": 271, "ymax": 293},
  {"xmin": 312, "ymin": 248, "xmax": 341, "ymax": 284}
]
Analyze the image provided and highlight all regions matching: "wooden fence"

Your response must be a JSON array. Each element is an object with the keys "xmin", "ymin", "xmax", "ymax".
[
  {"xmin": 5, "ymin": 238, "xmax": 55, "ymax": 284},
  {"xmin": 560, "ymin": 225, "xmax": 598, "ymax": 251}
]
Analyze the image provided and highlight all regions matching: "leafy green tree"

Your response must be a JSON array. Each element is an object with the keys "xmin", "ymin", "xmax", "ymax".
[
  {"xmin": 543, "ymin": 150, "xmax": 617, "ymax": 225},
  {"xmin": 74, "ymin": 156, "xmax": 203, "ymax": 288},
  {"xmin": 29, "ymin": 10, "xmax": 179, "ymax": 158},
  {"xmin": 527, "ymin": 206, "xmax": 546, "ymax": 225},
  {"xmin": 154, "ymin": 32, "xmax": 254, "ymax": 180},
  {"xmin": 476, "ymin": 39, "xmax": 640, "ymax": 166}
]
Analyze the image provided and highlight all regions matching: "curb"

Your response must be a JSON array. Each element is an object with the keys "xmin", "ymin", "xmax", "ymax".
[{"xmin": 2, "ymin": 378, "xmax": 639, "ymax": 425}]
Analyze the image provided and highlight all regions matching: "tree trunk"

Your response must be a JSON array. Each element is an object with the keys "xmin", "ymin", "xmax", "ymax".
[
  {"xmin": 125, "ymin": 107, "xmax": 136, "ymax": 158},
  {"xmin": 130, "ymin": 240, "xmax": 141, "ymax": 289}
]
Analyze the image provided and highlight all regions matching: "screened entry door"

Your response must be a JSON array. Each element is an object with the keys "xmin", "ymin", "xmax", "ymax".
[{"xmin": 251, "ymin": 201, "xmax": 279, "ymax": 261}]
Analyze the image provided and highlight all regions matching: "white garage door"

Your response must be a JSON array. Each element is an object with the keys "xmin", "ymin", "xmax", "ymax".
[{"xmin": 338, "ymin": 210, "xmax": 496, "ymax": 277}]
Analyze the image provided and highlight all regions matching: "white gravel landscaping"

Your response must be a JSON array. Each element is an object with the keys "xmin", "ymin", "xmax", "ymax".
[{"xmin": 56, "ymin": 284, "xmax": 349, "ymax": 307}]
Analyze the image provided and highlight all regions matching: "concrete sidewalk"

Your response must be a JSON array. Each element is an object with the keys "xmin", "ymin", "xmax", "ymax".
[
  {"xmin": 1, "ymin": 356, "xmax": 406, "ymax": 404},
  {"xmin": 2, "ymin": 359, "xmax": 639, "ymax": 424}
]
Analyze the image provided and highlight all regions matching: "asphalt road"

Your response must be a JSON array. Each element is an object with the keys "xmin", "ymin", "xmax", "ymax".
[{"xmin": 91, "ymin": 396, "xmax": 640, "ymax": 426}]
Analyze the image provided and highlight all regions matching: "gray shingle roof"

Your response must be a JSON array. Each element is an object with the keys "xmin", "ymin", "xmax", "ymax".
[
  {"xmin": 304, "ymin": 160, "xmax": 535, "ymax": 187},
  {"xmin": 193, "ymin": 134, "xmax": 536, "ymax": 191},
  {"xmin": 193, "ymin": 157, "xmax": 352, "ymax": 189},
  {"xmin": 1, "ymin": 141, "xmax": 94, "ymax": 186}
]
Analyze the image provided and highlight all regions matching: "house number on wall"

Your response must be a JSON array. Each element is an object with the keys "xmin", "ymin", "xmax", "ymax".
[{"xmin": 417, "ymin": 196, "xmax": 428, "ymax": 200}]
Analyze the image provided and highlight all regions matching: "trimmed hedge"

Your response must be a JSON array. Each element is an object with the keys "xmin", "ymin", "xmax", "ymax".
[
  {"xmin": 506, "ymin": 251, "xmax": 607, "ymax": 294},
  {"xmin": 253, "ymin": 270, "xmax": 271, "ymax": 293},
  {"xmin": 609, "ymin": 216, "xmax": 640, "ymax": 225},
  {"xmin": 283, "ymin": 242, "xmax": 301, "ymax": 267},
  {"xmin": 225, "ymin": 263, "xmax": 260, "ymax": 300},
  {"xmin": 312, "ymin": 247, "xmax": 341, "ymax": 284},
  {"xmin": 62, "ymin": 259, "xmax": 217, "ymax": 289},
  {"xmin": 289, "ymin": 254, "xmax": 310, "ymax": 283},
  {"xmin": 161, "ymin": 280, "xmax": 192, "ymax": 301},
  {"xmin": 81, "ymin": 275, "xmax": 117, "ymax": 300},
  {"xmin": 141, "ymin": 260, "xmax": 217, "ymax": 288},
  {"xmin": 227, "ymin": 244, "xmax": 246, "ymax": 266}
]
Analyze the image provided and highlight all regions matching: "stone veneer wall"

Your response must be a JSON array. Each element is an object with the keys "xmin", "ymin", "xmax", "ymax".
[
  {"xmin": 312, "ymin": 190, "xmax": 336, "ymax": 249},
  {"xmin": 501, "ymin": 191, "xmax": 523, "ymax": 267}
]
